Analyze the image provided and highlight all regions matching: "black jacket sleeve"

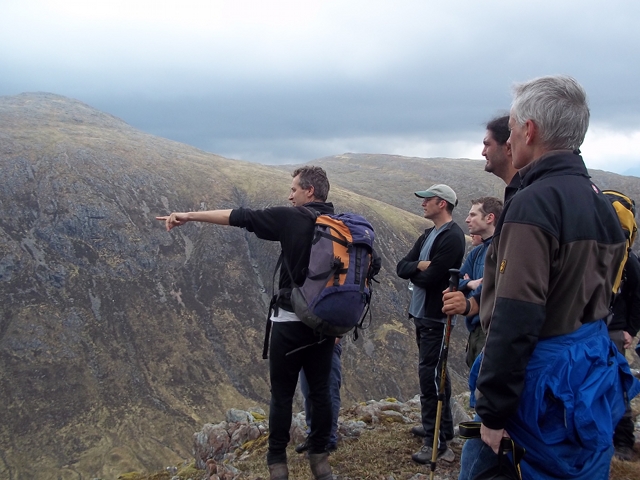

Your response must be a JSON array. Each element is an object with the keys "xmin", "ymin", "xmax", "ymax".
[
  {"xmin": 397, "ymin": 228, "xmax": 464, "ymax": 291},
  {"xmin": 228, "ymin": 206, "xmax": 289, "ymax": 241},
  {"xmin": 475, "ymin": 222, "xmax": 549, "ymax": 429},
  {"xmin": 396, "ymin": 232, "xmax": 427, "ymax": 279}
]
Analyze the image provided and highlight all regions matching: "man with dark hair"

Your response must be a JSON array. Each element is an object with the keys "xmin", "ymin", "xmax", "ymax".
[
  {"xmin": 396, "ymin": 184, "xmax": 465, "ymax": 464},
  {"xmin": 291, "ymin": 166, "xmax": 330, "ymax": 204},
  {"xmin": 157, "ymin": 166, "xmax": 336, "ymax": 480},
  {"xmin": 483, "ymin": 114, "xmax": 520, "ymax": 205},
  {"xmin": 458, "ymin": 197, "xmax": 503, "ymax": 368},
  {"xmin": 449, "ymin": 75, "xmax": 640, "ymax": 479},
  {"xmin": 440, "ymin": 117, "xmax": 517, "ymax": 341}
]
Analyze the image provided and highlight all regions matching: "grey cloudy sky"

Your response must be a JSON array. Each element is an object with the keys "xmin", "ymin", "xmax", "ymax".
[{"xmin": 2, "ymin": 0, "xmax": 639, "ymax": 175}]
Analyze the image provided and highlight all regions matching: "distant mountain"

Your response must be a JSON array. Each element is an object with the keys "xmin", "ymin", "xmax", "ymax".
[
  {"xmin": 1, "ymin": 93, "xmax": 638, "ymax": 479},
  {"xmin": 284, "ymin": 152, "xmax": 640, "ymax": 252},
  {"xmin": 623, "ymin": 165, "xmax": 640, "ymax": 178}
]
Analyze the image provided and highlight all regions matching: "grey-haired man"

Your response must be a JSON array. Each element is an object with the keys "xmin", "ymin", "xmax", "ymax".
[{"xmin": 450, "ymin": 75, "xmax": 640, "ymax": 480}]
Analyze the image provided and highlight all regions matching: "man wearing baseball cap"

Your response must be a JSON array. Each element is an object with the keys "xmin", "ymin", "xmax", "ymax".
[{"xmin": 397, "ymin": 184, "xmax": 466, "ymax": 464}]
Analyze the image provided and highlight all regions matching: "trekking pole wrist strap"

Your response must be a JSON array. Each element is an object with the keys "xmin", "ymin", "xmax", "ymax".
[{"xmin": 462, "ymin": 299, "xmax": 471, "ymax": 316}]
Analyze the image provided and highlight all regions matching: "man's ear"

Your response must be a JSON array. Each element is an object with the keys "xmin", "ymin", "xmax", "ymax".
[
  {"xmin": 306, "ymin": 185, "xmax": 315, "ymax": 200},
  {"xmin": 525, "ymin": 119, "xmax": 537, "ymax": 145},
  {"xmin": 486, "ymin": 212, "xmax": 496, "ymax": 225}
]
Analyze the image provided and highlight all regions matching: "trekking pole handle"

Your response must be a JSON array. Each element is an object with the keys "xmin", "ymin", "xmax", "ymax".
[{"xmin": 448, "ymin": 268, "xmax": 460, "ymax": 293}]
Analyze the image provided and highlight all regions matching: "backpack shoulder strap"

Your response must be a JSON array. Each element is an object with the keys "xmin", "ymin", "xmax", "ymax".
[{"xmin": 263, "ymin": 252, "xmax": 285, "ymax": 359}]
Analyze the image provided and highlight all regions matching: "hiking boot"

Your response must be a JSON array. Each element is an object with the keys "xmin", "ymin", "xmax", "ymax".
[
  {"xmin": 295, "ymin": 439, "xmax": 310, "ymax": 454},
  {"xmin": 614, "ymin": 446, "xmax": 633, "ymax": 462},
  {"xmin": 268, "ymin": 462, "xmax": 289, "ymax": 480},
  {"xmin": 411, "ymin": 444, "xmax": 455, "ymax": 464},
  {"xmin": 411, "ymin": 425, "xmax": 427, "ymax": 437},
  {"xmin": 308, "ymin": 452, "xmax": 332, "ymax": 480}
]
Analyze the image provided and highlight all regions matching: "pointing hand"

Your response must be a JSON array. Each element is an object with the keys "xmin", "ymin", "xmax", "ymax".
[{"xmin": 156, "ymin": 212, "xmax": 188, "ymax": 231}]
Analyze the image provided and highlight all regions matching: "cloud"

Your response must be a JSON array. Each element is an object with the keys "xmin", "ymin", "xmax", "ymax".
[
  {"xmin": 1, "ymin": 1, "xmax": 640, "ymax": 175},
  {"xmin": 581, "ymin": 126, "xmax": 640, "ymax": 174}
]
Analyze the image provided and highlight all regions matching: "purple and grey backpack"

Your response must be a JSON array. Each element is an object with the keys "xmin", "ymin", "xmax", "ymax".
[
  {"xmin": 289, "ymin": 211, "xmax": 377, "ymax": 336},
  {"xmin": 262, "ymin": 208, "xmax": 379, "ymax": 358}
]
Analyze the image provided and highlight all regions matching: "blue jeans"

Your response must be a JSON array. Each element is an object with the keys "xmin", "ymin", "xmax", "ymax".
[
  {"xmin": 300, "ymin": 341, "xmax": 342, "ymax": 446},
  {"xmin": 458, "ymin": 415, "xmax": 500, "ymax": 480}
]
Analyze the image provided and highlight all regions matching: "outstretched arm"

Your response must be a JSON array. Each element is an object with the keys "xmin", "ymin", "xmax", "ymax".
[{"xmin": 156, "ymin": 210, "xmax": 233, "ymax": 231}]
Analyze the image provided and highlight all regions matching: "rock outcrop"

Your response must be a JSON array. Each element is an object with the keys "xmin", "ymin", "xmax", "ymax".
[{"xmin": 191, "ymin": 396, "xmax": 473, "ymax": 480}]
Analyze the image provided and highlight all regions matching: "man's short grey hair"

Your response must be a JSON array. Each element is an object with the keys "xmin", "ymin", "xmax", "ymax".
[{"xmin": 511, "ymin": 75, "xmax": 590, "ymax": 151}]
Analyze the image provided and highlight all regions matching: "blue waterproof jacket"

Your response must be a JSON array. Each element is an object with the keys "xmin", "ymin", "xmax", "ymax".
[
  {"xmin": 470, "ymin": 320, "xmax": 640, "ymax": 479},
  {"xmin": 458, "ymin": 237, "xmax": 491, "ymax": 331}
]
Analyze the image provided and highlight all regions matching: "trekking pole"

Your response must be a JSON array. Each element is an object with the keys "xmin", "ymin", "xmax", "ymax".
[{"xmin": 429, "ymin": 268, "xmax": 460, "ymax": 480}]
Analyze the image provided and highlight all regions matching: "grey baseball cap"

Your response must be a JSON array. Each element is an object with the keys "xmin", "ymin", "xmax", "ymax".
[{"xmin": 414, "ymin": 184, "xmax": 458, "ymax": 207}]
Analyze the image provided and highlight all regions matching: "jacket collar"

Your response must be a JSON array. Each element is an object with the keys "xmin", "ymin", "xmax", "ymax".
[
  {"xmin": 426, "ymin": 220, "xmax": 454, "ymax": 234},
  {"xmin": 303, "ymin": 201, "xmax": 335, "ymax": 215},
  {"xmin": 519, "ymin": 150, "xmax": 590, "ymax": 189}
]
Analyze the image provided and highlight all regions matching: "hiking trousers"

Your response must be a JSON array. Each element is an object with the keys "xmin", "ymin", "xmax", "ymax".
[
  {"xmin": 465, "ymin": 324, "xmax": 486, "ymax": 368},
  {"xmin": 300, "ymin": 341, "xmax": 342, "ymax": 447},
  {"xmin": 267, "ymin": 321, "xmax": 335, "ymax": 465},
  {"xmin": 414, "ymin": 317, "xmax": 454, "ymax": 447}
]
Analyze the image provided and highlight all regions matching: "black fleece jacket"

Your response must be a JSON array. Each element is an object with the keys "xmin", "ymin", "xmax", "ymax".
[
  {"xmin": 608, "ymin": 252, "xmax": 640, "ymax": 337},
  {"xmin": 229, "ymin": 201, "xmax": 335, "ymax": 310},
  {"xmin": 396, "ymin": 221, "xmax": 465, "ymax": 320},
  {"xmin": 476, "ymin": 150, "xmax": 626, "ymax": 429}
]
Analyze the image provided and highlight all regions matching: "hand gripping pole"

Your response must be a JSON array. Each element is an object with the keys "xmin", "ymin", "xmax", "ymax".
[{"xmin": 429, "ymin": 268, "xmax": 460, "ymax": 479}]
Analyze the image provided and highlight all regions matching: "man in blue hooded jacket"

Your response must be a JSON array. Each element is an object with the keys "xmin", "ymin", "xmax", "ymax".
[{"xmin": 458, "ymin": 197, "xmax": 502, "ymax": 368}]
